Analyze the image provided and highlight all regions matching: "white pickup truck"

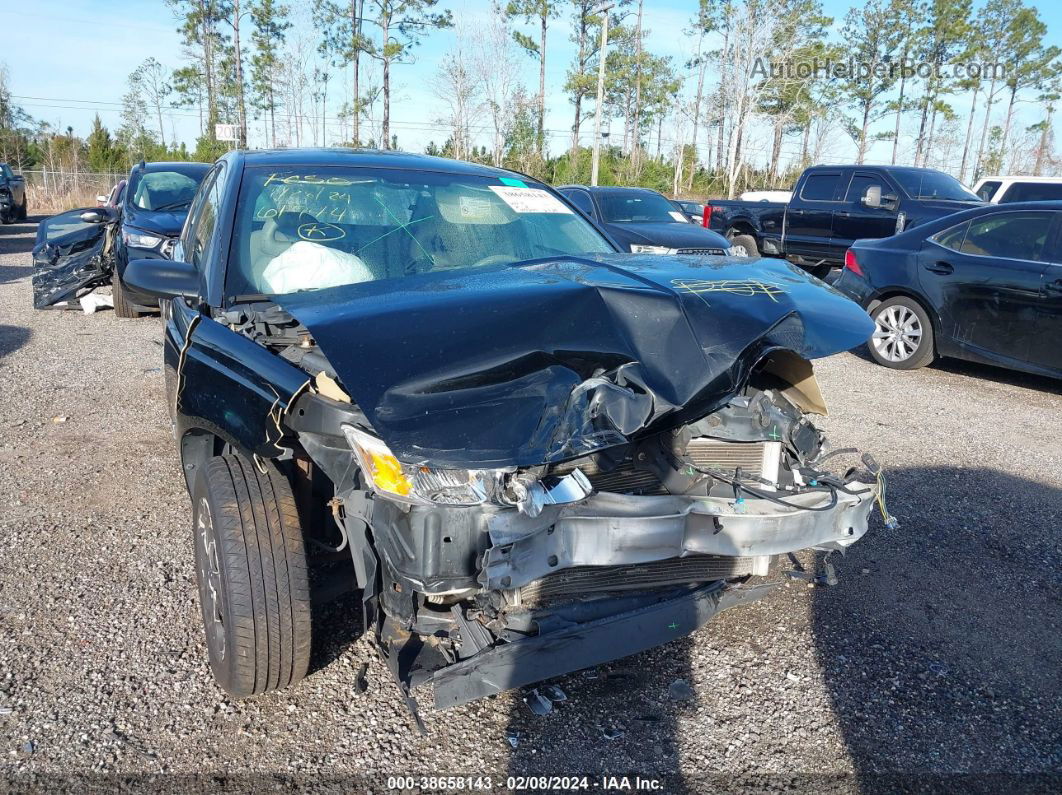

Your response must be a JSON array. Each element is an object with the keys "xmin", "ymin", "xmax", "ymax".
[{"xmin": 972, "ymin": 175, "xmax": 1062, "ymax": 203}]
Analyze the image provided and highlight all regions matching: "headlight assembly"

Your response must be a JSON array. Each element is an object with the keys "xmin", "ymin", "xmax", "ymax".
[
  {"xmin": 122, "ymin": 229, "xmax": 165, "ymax": 249},
  {"xmin": 341, "ymin": 425, "xmax": 502, "ymax": 506}
]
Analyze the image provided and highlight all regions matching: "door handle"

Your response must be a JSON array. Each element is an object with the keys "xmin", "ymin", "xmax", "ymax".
[
  {"xmin": 924, "ymin": 261, "xmax": 954, "ymax": 275},
  {"xmin": 836, "ymin": 211, "xmax": 852, "ymax": 217},
  {"xmin": 1046, "ymin": 278, "xmax": 1062, "ymax": 293}
]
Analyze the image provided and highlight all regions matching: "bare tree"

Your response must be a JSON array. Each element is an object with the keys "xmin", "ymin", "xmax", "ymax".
[
  {"xmin": 471, "ymin": 8, "xmax": 524, "ymax": 166},
  {"xmin": 432, "ymin": 25, "xmax": 484, "ymax": 160}
]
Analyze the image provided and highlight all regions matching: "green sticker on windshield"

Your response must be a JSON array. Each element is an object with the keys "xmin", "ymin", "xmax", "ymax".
[{"xmin": 499, "ymin": 177, "xmax": 528, "ymax": 188}]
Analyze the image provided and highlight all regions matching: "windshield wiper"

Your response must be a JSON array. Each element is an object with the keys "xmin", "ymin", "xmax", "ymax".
[{"xmin": 153, "ymin": 200, "xmax": 192, "ymax": 211}]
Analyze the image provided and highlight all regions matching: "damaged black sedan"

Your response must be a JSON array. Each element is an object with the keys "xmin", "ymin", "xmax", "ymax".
[{"xmin": 124, "ymin": 149, "xmax": 884, "ymax": 715}]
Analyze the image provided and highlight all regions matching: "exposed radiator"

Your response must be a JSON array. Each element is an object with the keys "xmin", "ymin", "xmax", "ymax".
[
  {"xmin": 685, "ymin": 438, "xmax": 780, "ymax": 481},
  {"xmin": 552, "ymin": 457, "xmax": 666, "ymax": 495},
  {"xmin": 519, "ymin": 554, "xmax": 760, "ymax": 604}
]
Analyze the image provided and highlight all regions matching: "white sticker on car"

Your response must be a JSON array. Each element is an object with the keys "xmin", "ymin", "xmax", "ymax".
[
  {"xmin": 669, "ymin": 210, "xmax": 689, "ymax": 223},
  {"xmin": 488, "ymin": 186, "xmax": 573, "ymax": 214}
]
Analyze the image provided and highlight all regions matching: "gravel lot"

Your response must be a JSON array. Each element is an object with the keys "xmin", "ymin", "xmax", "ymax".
[{"xmin": 1, "ymin": 216, "xmax": 1059, "ymax": 791}]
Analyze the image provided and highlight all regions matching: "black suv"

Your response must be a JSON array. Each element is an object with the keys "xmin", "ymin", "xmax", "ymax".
[
  {"xmin": 32, "ymin": 161, "xmax": 210, "ymax": 314},
  {"xmin": 122, "ymin": 148, "xmax": 882, "ymax": 714}
]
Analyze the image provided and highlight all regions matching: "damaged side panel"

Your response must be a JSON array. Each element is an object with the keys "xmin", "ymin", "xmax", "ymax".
[
  {"xmin": 31, "ymin": 210, "xmax": 116, "ymax": 309},
  {"xmin": 170, "ymin": 300, "xmax": 313, "ymax": 459}
]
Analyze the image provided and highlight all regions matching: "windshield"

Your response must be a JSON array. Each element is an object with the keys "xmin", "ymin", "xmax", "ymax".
[
  {"xmin": 228, "ymin": 167, "xmax": 614, "ymax": 296},
  {"xmin": 892, "ymin": 170, "xmax": 980, "ymax": 202},
  {"xmin": 128, "ymin": 168, "xmax": 206, "ymax": 211},
  {"xmin": 598, "ymin": 190, "xmax": 688, "ymax": 223}
]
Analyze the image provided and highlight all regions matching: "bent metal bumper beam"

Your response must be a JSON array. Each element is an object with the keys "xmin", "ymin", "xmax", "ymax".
[
  {"xmin": 430, "ymin": 581, "xmax": 780, "ymax": 709},
  {"xmin": 482, "ymin": 484, "xmax": 877, "ymax": 591}
]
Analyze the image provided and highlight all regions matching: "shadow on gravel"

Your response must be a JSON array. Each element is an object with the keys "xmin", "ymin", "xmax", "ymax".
[
  {"xmin": 811, "ymin": 466, "xmax": 1062, "ymax": 785},
  {"xmin": 0, "ymin": 324, "xmax": 31, "ymax": 359},
  {"xmin": 307, "ymin": 559, "xmax": 364, "ymax": 678},
  {"xmin": 0, "ymin": 215, "xmax": 41, "ymax": 256},
  {"xmin": 0, "ymin": 262, "xmax": 33, "ymax": 285},
  {"xmin": 503, "ymin": 638, "xmax": 692, "ymax": 788},
  {"xmin": 929, "ymin": 358, "xmax": 1062, "ymax": 395}
]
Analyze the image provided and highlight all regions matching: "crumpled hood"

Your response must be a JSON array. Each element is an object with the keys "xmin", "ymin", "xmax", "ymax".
[
  {"xmin": 275, "ymin": 255, "xmax": 873, "ymax": 468},
  {"xmin": 123, "ymin": 205, "xmax": 188, "ymax": 237}
]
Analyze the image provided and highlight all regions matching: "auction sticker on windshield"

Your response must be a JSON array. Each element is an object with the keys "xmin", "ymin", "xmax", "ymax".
[{"xmin": 489, "ymin": 185, "xmax": 572, "ymax": 214}]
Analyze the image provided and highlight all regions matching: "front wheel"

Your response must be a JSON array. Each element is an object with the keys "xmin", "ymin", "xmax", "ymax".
[
  {"xmin": 17, "ymin": 195, "xmax": 27, "ymax": 221},
  {"xmin": 111, "ymin": 273, "xmax": 144, "ymax": 318},
  {"xmin": 728, "ymin": 233, "xmax": 759, "ymax": 258},
  {"xmin": 192, "ymin": 454, "xmax": 312, "ymax": 697},
  {"xmin": 868, "ymin": 296, "xmax": 935, "ymax": 370}
]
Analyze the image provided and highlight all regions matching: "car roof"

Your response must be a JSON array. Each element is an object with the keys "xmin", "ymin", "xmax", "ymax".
[
  {"xmin": 557, "ymin": 184, "xmax": 663, "ymax": 195},
  {"xmin": 977, "ymin": 175, "xmax": 1062, "ymax": 183},
  {"xmin": 138, "ymin": 161, "xmax": 212, "ymax": 172},
  {"xmin": 231, "ymin": 147, "xmax": 530, "ymax": 180}
]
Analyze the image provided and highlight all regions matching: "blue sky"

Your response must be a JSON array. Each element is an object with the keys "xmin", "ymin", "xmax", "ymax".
[{"xmin": 2, "ymin": 0, "xmax": 1059, "ymax": 173}]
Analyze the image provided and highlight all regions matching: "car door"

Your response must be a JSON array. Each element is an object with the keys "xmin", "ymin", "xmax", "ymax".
[
  {"xmin": 31, "ymin": 208, "xmax": 118, "ymax": 308},
  {"xmin": 919, "ymin": 210, "xmax": 1056, "ymax": 364},
  {"xmin": 1031, "ymin": 222, "xmax": 1062, "ymax": 373},
  {"xmin": 785, "ymin": 170, "xmax": 843, "ymax": 260},
  {"xmin": 833, "ymin": 171, "xmax": 900, "ymax": 252}
]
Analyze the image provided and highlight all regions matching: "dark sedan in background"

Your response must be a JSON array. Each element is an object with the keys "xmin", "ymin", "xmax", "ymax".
[
  {"xmin": 556, "ymin": 185, "xmax": 735, "ymax": 256},
  {"xmin": 835, "ymin": 201, "xmax": 1061, "ymax": 379}
]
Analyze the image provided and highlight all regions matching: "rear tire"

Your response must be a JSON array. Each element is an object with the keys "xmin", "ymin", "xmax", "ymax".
[
  {"xmin": 111, "ymin": 273, "xmax": 143, "ymax": 318},
  {"xmin": 867, "ymin": 296, "xmax": 935, "ymax": 370},
  {"xmin": 192, "ymin": 454, "xmax": 312, "ymax": 697},
  {"xmin": 728, "ymin": 233, "xmax": 759, "ymax": 258}
]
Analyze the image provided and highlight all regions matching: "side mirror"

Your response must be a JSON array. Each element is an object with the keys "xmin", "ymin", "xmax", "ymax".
[
  {"xmin": 862, "ymin": 185, "xmax": 882, "ymax": 208},
  {"xmin": 79, "ymin": 208, "xmax": 116, "ymax": 224},
  {"xmin": 124, "ymin": 258, "xmax": 200, "ymax": 300}
]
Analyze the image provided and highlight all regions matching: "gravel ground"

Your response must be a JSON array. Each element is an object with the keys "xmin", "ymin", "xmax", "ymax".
[{"xmin": 1, "ymin": 217, "xmax": 1059, "ymax": 792}]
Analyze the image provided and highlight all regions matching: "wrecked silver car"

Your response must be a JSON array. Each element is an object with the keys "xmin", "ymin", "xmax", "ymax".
[{"xmin": 123, "ymin": 149, "xmax": 885, "ymax": 719}]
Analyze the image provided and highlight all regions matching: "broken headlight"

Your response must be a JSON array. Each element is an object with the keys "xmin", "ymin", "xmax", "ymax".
[{"xmin": 341, "ymin": 425, "xmax": 502, "ymax": 506}]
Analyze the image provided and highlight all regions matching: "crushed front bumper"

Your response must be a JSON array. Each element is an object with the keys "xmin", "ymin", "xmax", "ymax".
[
  {"xmin": 432, "ymin": 580, "xmax": 780, "ymax": 708},
  {"xmin": 482, "ymin": 484, "xmax": 877, "ymax": 591}
]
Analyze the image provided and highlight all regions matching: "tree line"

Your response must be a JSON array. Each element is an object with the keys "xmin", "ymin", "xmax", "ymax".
[{"xmin": 1, "ymin": 0, "xmax": 1058, "ymax": 199}]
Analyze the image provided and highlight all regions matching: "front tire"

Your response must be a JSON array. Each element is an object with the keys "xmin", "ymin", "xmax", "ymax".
[
  {"xmin": 111, "ymin": 273, "xmax": 143, "ymax": 318},
  {"xmin": 192, "ymin": 454, "xmax": 312, "ymax": 697},
  {"xmin": 17, "ymin": 195, "xmax": 27, "ymax": 221},
  {"xmin": 728, "ymin": 233, "xmax": 759, "ymax": 258},
  {"xmin": 868, "ymin": 296, "xmax": 935, "ymax": 370}
]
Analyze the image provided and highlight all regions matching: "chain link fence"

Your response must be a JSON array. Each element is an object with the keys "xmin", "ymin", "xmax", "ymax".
[{"xmin": 21, "ymin": 170, "xmax": 127, "ymax": 214}]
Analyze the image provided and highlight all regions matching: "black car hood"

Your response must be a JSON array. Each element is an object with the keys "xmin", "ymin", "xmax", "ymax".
[
  {"xmin": 606, "ymin": 222, "xmax": 729, "ymax": 250},
  {"xmin": 276, "ymin": 255, "xmax": 873, "ymax": 468},
  {"xmin": 123, "ymin": 204, "xmax": 189, "ymax": 237}
]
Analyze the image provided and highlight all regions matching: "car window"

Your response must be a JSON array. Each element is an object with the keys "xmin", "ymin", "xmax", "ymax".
[
  {"xmin": 227, "ymin": 167, "xmax": 615, "ymax": 297},
  {"xmin": 975, "ymin": 181, "xmax": 1001, "ymax": 201},
  {"xmin": 930, "ymin": 221, "xmax": 969, "ymax": 252},
  {"xmin": 128, "ymin": 170, "xmax": 202, "ymax": 211},
  {"xmin": 845, "ymin": 173, "xmax": 887, "ymax": 204},
  {"xmin": 188, "ymin": 167, "xmax": 224, "ymax": 267},
  {"xmin": 958, "ymin": 211, "xmax": 1055, "ymax": 261},
  {"xmin": 561, "ymin": 188, "xmax": 596, "ymax": 218},
  {"xmin": 0, "ymin": 164, "xmax": 12, "ymax": 179},
  {"xmin": 999, "ymin": 182, "xmax": 1062, "ymax": 203},
  {"xmin": 893, "ymin": 170, "xmax": 980, "ymax": 201},
  {"xmin": 800, "ymin": 173, "xmax": 841, "ymax": 202},
  {"xmin": 597, "ymin": 190, "xmax": 688, "ymax": 223},
  {"xmin": 37, "ymin": 209, "xmax": 95, "ymax": 242},
  {"xmin": 181, "ymin": 166, "xmax": 220, "ymax": 264}
]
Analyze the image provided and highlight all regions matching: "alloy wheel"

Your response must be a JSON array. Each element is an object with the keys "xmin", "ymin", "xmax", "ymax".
[{"xmin": 872, "ymin": 304, "xmax": 923, "ymax": 362}]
